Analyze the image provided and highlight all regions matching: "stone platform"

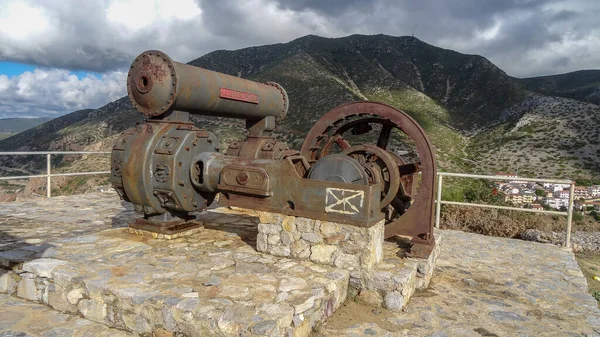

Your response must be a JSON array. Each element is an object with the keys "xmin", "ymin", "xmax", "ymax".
[
  {"xmin": 4, "ymin": 192, "xmax": 597, "ymax": 337},
  {"xmin": 315, "ymin": 231, "xmax": 600, "ymax": 336},
  {"xmin": 0, "ymin": 192, "xmax": 436, "ymax": 337}
]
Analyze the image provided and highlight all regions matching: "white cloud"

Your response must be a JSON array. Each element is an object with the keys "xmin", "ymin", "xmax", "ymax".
[
  {"xmin": 0, "ymin": 0, "xmax": 51, "ymax": 41},
  {"xmin": 0, "ymin": 68, "xmax": 126, "ymax": 118}
]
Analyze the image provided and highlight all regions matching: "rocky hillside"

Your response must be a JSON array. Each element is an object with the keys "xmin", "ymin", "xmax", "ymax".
[
  {"xmin": 469, "ymin": 94, "xmax": 600, "ymax": 178},
  {"xmin": 521, "ymin": 70, "xmax": 600, "ymax": 105},
  {"xmin": 0, "ymin": 34, "xmax": 598, "ymax": 190}
]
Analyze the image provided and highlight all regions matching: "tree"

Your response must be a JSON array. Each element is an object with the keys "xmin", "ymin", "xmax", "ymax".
[{"xmin": 535, "ymin": 189, "xmax": 546, "ymax": 197}]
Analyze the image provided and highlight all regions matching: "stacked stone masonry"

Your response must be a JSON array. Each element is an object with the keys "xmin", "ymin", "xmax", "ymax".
[{"xmin": 256, "ymin": 212, "xmax": 384, "ymax": 270}]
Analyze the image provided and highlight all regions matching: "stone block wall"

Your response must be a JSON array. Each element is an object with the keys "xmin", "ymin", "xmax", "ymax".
[{"xmin": 256, "ymin": 212, "xmax": 384, "ymax": 271}]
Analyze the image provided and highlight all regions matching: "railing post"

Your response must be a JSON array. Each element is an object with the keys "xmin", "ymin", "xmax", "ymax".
[
  {"xmin": 435, "ymin": 174, "xmax": 443, "ymax": 229},
  {"xmin": 46, "ymin": 153, "xmax": 51, "ymax": 198},
  {"xmin": 565, "ymin": 181, "xmax": 575, "ymax": 249}
]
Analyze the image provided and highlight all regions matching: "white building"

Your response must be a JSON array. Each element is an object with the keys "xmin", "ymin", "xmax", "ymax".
[
  {"xmin": 554, "ymin": 190, "xmax": 570, "ymax": 199},
  {"xmin": 544, "ymin": 197, "xmax": 567, "ymax": 210},
  {"xmin": 589, "ymin": 186, "xmax": 600, "ymax": 197}
]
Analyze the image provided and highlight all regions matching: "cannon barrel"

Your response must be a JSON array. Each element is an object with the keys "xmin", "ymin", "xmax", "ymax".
[{"xmin": 127, "ymin": 50, "xmax": 288, "ymax": 120}]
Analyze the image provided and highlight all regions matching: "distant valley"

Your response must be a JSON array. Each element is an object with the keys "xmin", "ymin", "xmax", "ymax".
[
  {"xmin": 0, "ymin": 117, "xmax": 53, "ymax": 140},
  {"xmin": 0, "ymin": 34, "xmax": 598, "ymax": 200}
]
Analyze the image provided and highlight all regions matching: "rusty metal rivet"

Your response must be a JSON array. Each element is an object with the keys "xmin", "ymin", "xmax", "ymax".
[
  {"xmin": 236, "ymin": 171, "xmax": 249, "ymax": 185},
  {"xmin": 178, "ymin": 180, "xmax": 184, "ymax": 186},
  {"xmin": 192, "ymin": 202, "xmax": 198, "ymax": 207}
]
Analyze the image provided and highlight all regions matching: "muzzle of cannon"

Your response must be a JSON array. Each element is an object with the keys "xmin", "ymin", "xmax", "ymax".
[{"xmin": 111, "ymin": 50, "xmax": 437, "ymax": 258}]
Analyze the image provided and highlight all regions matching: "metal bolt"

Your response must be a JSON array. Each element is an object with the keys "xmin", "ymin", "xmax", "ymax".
[
  {"xmin": 178, "ymin": 180, "xmax": 185, "ymax": 186},
  {"xmin": 236, "ymin": 171, "xmax": 249, "ymax": 185}
]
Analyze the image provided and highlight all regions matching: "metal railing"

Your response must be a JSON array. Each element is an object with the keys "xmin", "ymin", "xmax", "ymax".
[
  {"xmin": 434, "ymin": 172, "xmax": 575, "ymax": 248},
  {"xmin": 0, "ymin": 151, "xmax": 111, "ymax": 197},
  {"xmin": 0, "ymin": 151, "xmax": 578, "ymax": 247}
]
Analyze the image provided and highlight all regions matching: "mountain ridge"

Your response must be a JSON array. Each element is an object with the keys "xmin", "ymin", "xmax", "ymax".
[{"xmin": 0, "ymin": 34, "xmax": 597, "ymax": 187}]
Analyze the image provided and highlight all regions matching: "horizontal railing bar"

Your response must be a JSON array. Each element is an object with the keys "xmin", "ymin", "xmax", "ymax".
[
  {"xmin": 0, "ymin": 151, "xmax": 110, "ymax": 155},
  {"xmin": 0, "ymin": 172, "xmax": 111, "ymax": 180},
  {"xmin": 0, "ymin": 174, "xmax": 48, "ymax": 180},
  {"xmin": 50, "ymin": 171, "xmax": 110, "ymax": 177},
  {"xmin": 438, "ymin": 172, "xmax": 573, "ymax": 184},
  {"xmin": 440, "ymin": 200, "xmax": 568, "ymax": 216}
]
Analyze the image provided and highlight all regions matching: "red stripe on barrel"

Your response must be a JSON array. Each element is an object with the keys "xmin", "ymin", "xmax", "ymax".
[{"xmin": 219, "ymin": 87, "xmax": 259, "ymax": 104}]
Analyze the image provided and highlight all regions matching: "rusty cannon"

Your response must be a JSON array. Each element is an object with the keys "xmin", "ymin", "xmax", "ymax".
[{"xmin": 111, "ymin": 50, "xmax": 437, "ymax": 258}]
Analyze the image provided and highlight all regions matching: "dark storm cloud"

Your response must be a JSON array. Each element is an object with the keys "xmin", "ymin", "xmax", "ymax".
[{"xmin": 273, "ymin": 0, "xmax": 372, "ymax": 15}]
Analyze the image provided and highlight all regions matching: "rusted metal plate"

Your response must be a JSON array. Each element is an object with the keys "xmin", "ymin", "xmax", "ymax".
[
  {"xmin": 217, "ymin": 157, "xmax": 383, "ymax": 227},
  {"xmin": 219, "ymin": 87, "xmax": 259, "ymax": 104}
]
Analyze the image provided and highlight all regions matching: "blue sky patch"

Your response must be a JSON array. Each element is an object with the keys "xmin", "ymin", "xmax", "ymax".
[{"xmin": 0, "ymin": 61, "xmax": 101, "ymax": 79}]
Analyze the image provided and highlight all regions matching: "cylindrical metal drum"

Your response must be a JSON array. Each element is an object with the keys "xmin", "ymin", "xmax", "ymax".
[{"xmin": 127, "ymin": 50, "xmax": 288, "ymax": 120}]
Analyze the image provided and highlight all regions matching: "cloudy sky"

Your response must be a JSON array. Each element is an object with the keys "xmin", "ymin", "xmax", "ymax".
[{"xmin": 0, "ymin": 0, "xmax": 598, "ymax": 119}]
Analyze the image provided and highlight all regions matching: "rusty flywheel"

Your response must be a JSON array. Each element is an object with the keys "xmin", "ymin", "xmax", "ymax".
[{"xmin": 300, "ymin": 102, "xmax": 437, "ymax": 254}]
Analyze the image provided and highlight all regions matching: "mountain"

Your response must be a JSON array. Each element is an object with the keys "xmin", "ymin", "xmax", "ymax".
[
  {"xmin": 0, "ymin": 34, "xmax": 598, "ymax": 191},
  {"xmin": 521, "ymin": 70, "xmax": 600, "ymax": 105},
  {"xmin": 0, "ymin": 117, "xmax": 53, "ymax": 140}
]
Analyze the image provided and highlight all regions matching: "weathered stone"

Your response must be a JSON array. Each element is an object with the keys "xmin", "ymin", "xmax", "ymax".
[
  {"xmin": 290, "ymin": 240, "xmax": 309, "ymax": 258},
  {"xmin": 219, "ymin": 285, "xmax": 249, "ymax": 299},
  {"xmin": 319, "ymin": 222, "xmax": 341, "ymax": 237},
  {"xmin": 66, "ymin": 288, "xmax": 85, "ymax": 305},
  {"xmin": 293, "ymin": 296, "xmax": 316, "ymax": 315},
  {"xmin": 78, "ymin": 297, "xmax": 107, "ymax": 322},
  {"xmin": 383, "ymin": 291, "xmax": 404, "ymax": 311},
  {"xmin": 258, "ymin": 223, "xmax": 280, "ymax": 235},
  {"xmin": 0, "ymin": 271, "xmax": 19, "ymax": 295},
  {"xmin": 202, "ymin": 275, "xmax": 221, "ymax": 286},
  {"xmin": 301, "ymin": 232, "xmax": 323, "ymax": 244},
  {"xmin": 281, "ymin": 231, "xmax": 294, "ymax": 245},
  {"xmin": 324, "ymin": 234, "xmax": 346, "ymax": 245},
  {"xmin": 22, "ymin": 258, "xmax": 67, "ymax": 278},
  {"xmin": 270, "ymin": 246, "xmax": 291, "ymax": 257},
  {"xmin": 310, "ymin": 245, "xmax": 337, "ymax": 264},
  {"xmin": 489, "ymin": 311, "xmax": 528, "ymax": 322},
  {"xmin": 256, "ymin": 233, "xmax": 268, "ymax": 252},
  {"xmin": 268, "ymin": 234, "xmax": 281, "ymax": 245},
  {"xmin": 257, "ymin": 212, "xmax": 284, "ymax": 225},
  {"xmin": 281, "ymin": 216, "xmax": 296, "ymax": 232},
  {"xmin": 334, "ymin": 252, "xmax": 360, "ymax": 269},
  {"xmin": 235, "ymin": 262, "xmax": 272, "ymax": 274},
  {"xmin": 462, "ymin": 278, "xmax": 477, "ymax": 287},
  {"xmin": 295, "ymin": 218, "xmax": 314, "ymax": 232},
  {"xmin": 250, "ymin": 320, "xmax": 277, "ymax": 335},
  {"xmin": 279, "ymin": 277, "xmax": 308, "ymax": 292},
  {"xmin": 17, "ymin": 274, "xmax": 40, "ymax": 302}
]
